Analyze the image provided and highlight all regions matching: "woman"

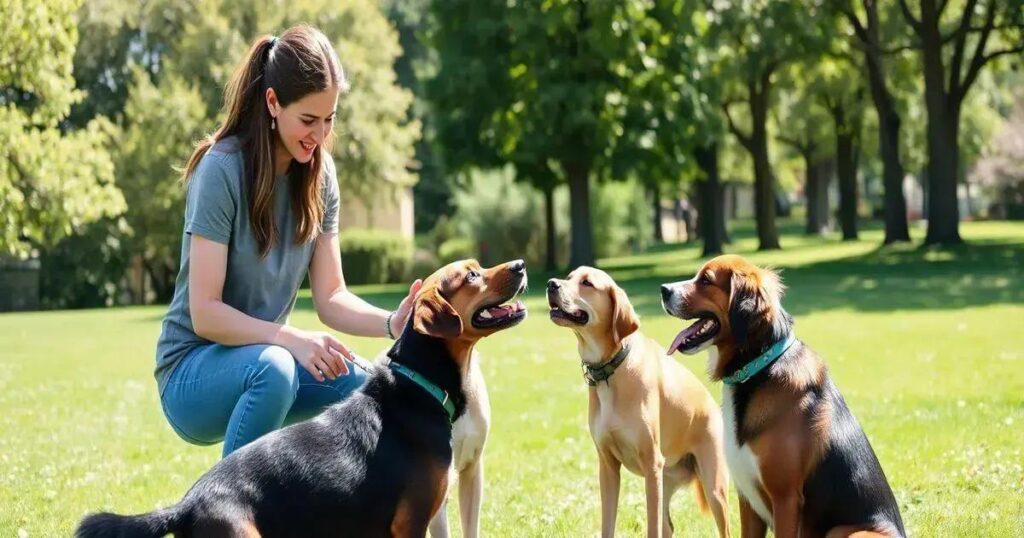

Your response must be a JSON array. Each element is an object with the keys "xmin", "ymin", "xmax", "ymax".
[{"xmin": 155, "ymin": 25, "xmax": 421, "ymax": 458}]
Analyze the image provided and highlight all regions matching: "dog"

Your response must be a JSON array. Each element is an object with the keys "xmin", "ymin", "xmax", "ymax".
[
  {"xmin": 427, "ymin": 257, "xmax": 519, "ymax": 538},
  {"xmin": 76, "ymin": 258, "xmax": 527, "ymax": 538},
  {"xmin": 660, "ymin": 255, "xmax": 905, "ymax": 538},
  {"xmin": 547, "ymin": 267, "xmax": 730, "ymax": 538}
]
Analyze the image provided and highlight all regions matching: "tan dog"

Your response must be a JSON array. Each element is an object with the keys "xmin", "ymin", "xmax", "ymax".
[
  {"xmin": 660, "ymin": 255, "xmax": 904, "ymax": 538},
  {"xmin": 547, "ymin": 267, "xmax": 730, "ymax": 538}
]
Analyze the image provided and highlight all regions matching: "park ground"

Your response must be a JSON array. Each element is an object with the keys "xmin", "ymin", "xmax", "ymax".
[{"xmin": 1, "ymin": 220, "xmax": 1022, "ymax": 536}]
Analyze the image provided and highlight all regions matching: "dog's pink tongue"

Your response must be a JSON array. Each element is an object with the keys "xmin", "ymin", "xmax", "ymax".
[
  {"xmin": 667, "ymin": 330, "xmax": 688, "ymax": 355},
  {"xmin": 488, "ymin": 305, "xmax": 511, "ymax": 317}
]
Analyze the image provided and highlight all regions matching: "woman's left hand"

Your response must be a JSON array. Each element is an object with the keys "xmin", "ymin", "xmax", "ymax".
[{"xmin": 389, "ymin": 279, "xmax": 423, "ymax": 337}]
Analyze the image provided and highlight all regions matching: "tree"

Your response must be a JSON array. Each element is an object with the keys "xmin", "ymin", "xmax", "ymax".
[
  {"xmin": 712, "ymin": 0, "xmax": 825, "ymax": 250},
  {"xmin": 898, "ymin": 0, "xmax": 1024, "ymax": 244},
  {"xmin": 383, "ymin": 0, "xmax": 450, "ymax": 234},
  {"xmin": 775, "ymin": 68, "xmax": 835, "ymax": 236},
  {"xmin": 430, "ymin": 0, "xmax": 667, "ymax": 267},
  {"xmin": 1, "ymin": 0, "xmax": 124, "ymax": 258},
  {"xmin": 805, "ymin": 54, "xmax": 869, "ymax": 242},
  {"xmin": 824, "ymin": 87, "xmax": 866, "ymax": 241},
  {"xmin": 114, "ymin": 68, "xmax": 207, "ymax": 301},
  {"xmin": 838, "ymin": 0, "xmax": 915, "ymax": 244}
]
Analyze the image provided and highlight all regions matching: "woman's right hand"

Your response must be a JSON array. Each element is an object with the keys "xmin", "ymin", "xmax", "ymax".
[{"xmin": 280, "ymin": 327, "xmax": 353, "ymax": 382}]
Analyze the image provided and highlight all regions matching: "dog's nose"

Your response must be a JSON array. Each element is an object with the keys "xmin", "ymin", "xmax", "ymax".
[
  {"xmin": 509, "ymin": 259, "xmax": 526, "ymax": 274},
  {"xmin": 547, "ymin": 279, "xmax": 560, "ymax": 291},
  {"xmin": 660, "ymin": 285, "xmax": 672, "ymax": 303}
]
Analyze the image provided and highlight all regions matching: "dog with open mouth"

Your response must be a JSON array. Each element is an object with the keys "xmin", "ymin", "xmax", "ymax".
[
  {"xmin": 77, "ymin": 259, "xmax": 527, "ymax": 538},
  {"xmin": 661, "ymin": 255, "xmax": 905, "ymax": 538},
  {"xmin": 425, "ymin": 259, "xmax": 527, "ymax": 538},
  {"xmin": 548, "ymin": 267, "xmax": 730, "ymax": 538}
]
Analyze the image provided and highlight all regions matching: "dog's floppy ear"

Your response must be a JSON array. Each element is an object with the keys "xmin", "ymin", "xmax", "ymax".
[
  {"xmin": 728, "ymin": 266, "xmax": 785, "ymax": 350},
  {"xmin": 413, "ymin": 285, "xmax": 463, "ymax": 338},
  {"xmin": 728, "ymin": 270, "xmax": 758, "ymax": 348},
  {"xmin": 610, "ymin": 285, "xmax": 640, "ymax": 343}
]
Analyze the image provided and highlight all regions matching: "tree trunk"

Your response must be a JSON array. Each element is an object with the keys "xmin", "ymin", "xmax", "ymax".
[
  {"xmin": 144, "ymin": 258, "xmax": 175, "ymax": 304},
  {"xmin": 750, "ymin": 78, "xmax": 780, "ymax": 250},
  {"xmin": 696, "ymin": 143, "xmax": 725, "ymax": 256},
  {"xmin": 833, "ymin": 104, "xmax": 859, "ymax": 241},
  {"xmin": 804, "ymin": 153, "xmax": 822, "ymax": 235},
  {"xmin": 690, "ymin": 183, "xmax": 702, "ymax": 241},
  {"xmin": 924, "ymin": 104, "xmax": 962, "ymax": 244},
  {"xmin": 836, "ymin": 144, "xmax": 859, "ymax": 241},
  {"xmin": 649, "ymin": 183, "xmax": 664, "ymax": 243},
  {"xmin": 919, "ymin": 0, "xmax": 963, "ymax": 245},
  {"xmin": 564, "ymin": 160, "xmax": 595, "ymax": 267},
  {"xmin": 543, "ymin": 184, "xmax": 556, "ymax": 270},
  {"xmin": 862, "ymin": 0, "xmax": 911, "ymax": 244},
  {"xmin": 818, "ymin": 158, "xmax": 834, "ymax": 232}
]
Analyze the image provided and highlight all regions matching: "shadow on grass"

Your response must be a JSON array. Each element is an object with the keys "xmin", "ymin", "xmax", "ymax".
[
  {"xmin": 610, "ymin": 238, "xmax": 1024, "ymax": 318},
  {"xmin": 296, "ymin": 222, "xmax": 1022, "ymax": 319}
]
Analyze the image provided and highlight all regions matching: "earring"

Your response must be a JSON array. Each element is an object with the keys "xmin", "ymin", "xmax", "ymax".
[{"xmin": 271, "ymin": 117, "xmax": 276, "ymax": 130}]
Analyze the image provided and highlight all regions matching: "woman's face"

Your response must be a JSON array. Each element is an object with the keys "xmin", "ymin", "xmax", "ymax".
[{"xmin": 267, "ymin": 87, "xmax": 340, "ymax": 165}]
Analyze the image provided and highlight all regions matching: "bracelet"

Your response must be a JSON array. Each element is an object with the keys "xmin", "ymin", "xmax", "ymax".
[{"xmin": 385, "ymin": 310, "xmax": 397, "ymax": 340}]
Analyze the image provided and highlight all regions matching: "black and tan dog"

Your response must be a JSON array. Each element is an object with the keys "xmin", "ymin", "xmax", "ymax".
[
  {"xmin": 76, "ymin": 259, "xmax": 527, "ymax": 538},
  {"xmin": 660, "ymin": 255, "xmax": 904, "ymax": 538},
  {"xmin": 548, "ymin": 267, "xmax": 730, "ymax": 538}
]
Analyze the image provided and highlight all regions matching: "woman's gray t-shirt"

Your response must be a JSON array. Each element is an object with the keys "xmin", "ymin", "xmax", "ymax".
[{"xmin": 154, "ymin": 137, "xmax": 340, "ymax": 394}]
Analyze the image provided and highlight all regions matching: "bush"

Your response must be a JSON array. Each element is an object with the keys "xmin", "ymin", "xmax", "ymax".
[
  {"xmin": 339, "ymin": 229, "xmax": 413, "ymax": 285},
  {"xmin": 409, "ymin": 248, "xmax": 441, "ymax": 280},
  {"xmin": 437, "ymin": 237, "xmax": 476, "ymax": 264},
  {"xmin": 38, "ymin": 217, "xmax": 132, "ymax": 308},
  {"xmin": 438, "ymin": 168, "xmax": 653, "ymax": 269},
  {"xmin": 450, "ymin": 168, "xmax": 546, "ymax": 266},
  {"xmin": 591, "ymin": 179, "xmax": 653, "ymax": 258}
]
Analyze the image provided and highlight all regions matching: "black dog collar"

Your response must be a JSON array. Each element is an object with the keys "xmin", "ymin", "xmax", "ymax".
[{"xmin": 582, "ymin": 344, "xmax": 631, "ymax": 386}]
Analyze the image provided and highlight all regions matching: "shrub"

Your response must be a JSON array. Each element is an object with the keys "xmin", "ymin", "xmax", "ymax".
[
  {"xmin": 339, "ymin": 229, "xmax": 412, "ymax": 284},
  {"xmin": 438, "ymin": 167, "xmax": 653, "ymax": 269},
  {"xmin": 437, "ymin": 237, "xmax": 476, "ymax": 264},
  {"xmin": 409, "ymin": 248, "xmax": 441, "ymax": 280}
]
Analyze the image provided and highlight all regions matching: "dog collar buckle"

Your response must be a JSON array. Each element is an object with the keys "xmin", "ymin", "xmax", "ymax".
[{"xmin": 582, "ymin": 344, "xmax": 630, "ymax": 387}]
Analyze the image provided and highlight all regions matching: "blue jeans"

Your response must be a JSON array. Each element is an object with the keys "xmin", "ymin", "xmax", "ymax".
[{"xmin": 160, "ymin": 344, "xmax": 371, "ymax": 458}]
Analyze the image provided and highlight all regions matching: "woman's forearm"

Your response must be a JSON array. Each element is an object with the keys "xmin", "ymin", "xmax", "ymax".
[
  {"xmin": 316, "ymin": 289, "xmax": 390, "ymax": 338},
  {"xmin": 192, "ymin": 298, "xmax": 298, "ymax": 348}
]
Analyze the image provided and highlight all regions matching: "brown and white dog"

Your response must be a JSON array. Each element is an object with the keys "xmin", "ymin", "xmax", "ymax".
[
  {"xmin": 548, "ymin": 267, "xmax": 730, "ymax": 538},
  {"xmin": 660, "ymin": 255, "xmax": 905, "ymax": 538},
  {"xmin": 425, "ymin": 260, "xmax": 529, "ymax": 538}
]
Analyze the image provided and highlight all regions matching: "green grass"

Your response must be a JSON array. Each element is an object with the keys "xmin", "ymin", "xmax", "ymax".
[{"xmin": 2, "ymin": 220, "xmax": 1023, "ymax": 536}]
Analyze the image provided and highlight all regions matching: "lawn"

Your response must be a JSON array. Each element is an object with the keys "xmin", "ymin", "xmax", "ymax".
[{"xmin": 2, "ymin": 220, "xmax": 1023, "ymax": 536}]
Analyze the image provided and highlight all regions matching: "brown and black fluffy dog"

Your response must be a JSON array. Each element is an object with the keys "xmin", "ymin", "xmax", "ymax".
[
  {"xmin": 548, "ymin": 267, "xmax": 730, "ymax": 538},
  {"xmin": 660, "ymin": 255, "xmax": 905, "ymax": 538},
  {"xmin": 76, "ymin": 259, "xmax": 527, "ymax": 538}
]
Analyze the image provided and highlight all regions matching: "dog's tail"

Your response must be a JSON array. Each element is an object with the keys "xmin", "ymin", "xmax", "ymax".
[
  {"xmin": 692, "ymin": 475, "xmax": 709, "ymax": 513},
  {"xmin": 75, "ymin": 504, "xmax": 187, "ymax": 538},
  {"xmin": 683, "ymin": 453, "xmax": 710, "ymax": 514}
]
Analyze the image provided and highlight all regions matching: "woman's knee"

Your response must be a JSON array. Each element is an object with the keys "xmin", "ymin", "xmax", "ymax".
[{"xmin": 251, "ymin": 345, "xmax": 300, "ymax": 392}]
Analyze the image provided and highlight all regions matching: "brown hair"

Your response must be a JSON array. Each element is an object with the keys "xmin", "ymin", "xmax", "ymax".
[{"xmin": 182, "ymin": 25, "xmax": 347, "ymax": 257}]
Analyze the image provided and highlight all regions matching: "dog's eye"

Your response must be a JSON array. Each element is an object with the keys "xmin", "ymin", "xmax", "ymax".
[
  {"xmin": 466, "ymin": 270, "xmax": 481, "ymax": 282},
  {"xmin": 580, "ymin": 279, "xmax": 593, "ymax": 287},
  {"xmin": 698, "ymin": 274, "xmax": 713, "ymax": 286}
]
